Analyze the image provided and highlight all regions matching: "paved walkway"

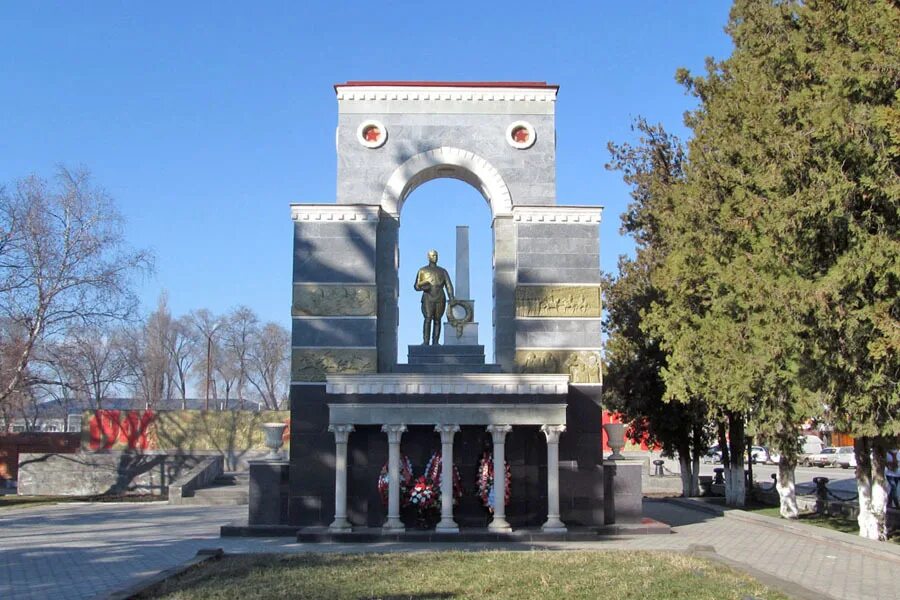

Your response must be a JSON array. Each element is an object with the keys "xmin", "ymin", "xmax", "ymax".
[{"xmin": 0, "ymin": 499, "xmax": 896, "ymax": 600}]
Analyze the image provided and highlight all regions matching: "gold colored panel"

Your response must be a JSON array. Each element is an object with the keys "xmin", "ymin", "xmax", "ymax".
[
  {"xmin": 291, "ymin": 348, "xmax": 377, "ymax": 382},
  {"xmin": 515, "ymin": 286, "xmax": 602, "ymax": 318},
  {"xmin": 292, "ymin": 284, "xmax": 376, "ymax": 317},
  {"xmin": 515, "ymin": 350, "xmax": 602, "ymax": 384}
]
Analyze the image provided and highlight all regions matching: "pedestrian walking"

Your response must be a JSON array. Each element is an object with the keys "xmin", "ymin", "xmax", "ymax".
[{"xmin": 886, "ymin": 449, "xmax": 900, "ymax": 510}]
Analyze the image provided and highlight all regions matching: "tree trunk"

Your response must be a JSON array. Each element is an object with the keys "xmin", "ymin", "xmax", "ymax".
[
  {"xmin": 776, "ymin": 457, "xmax": 799, "ymax": 519},
  {"xmin": 725, "ymin": 412, "xmax": 746, "ymax": 507},
  {"xmin": 717, "ymin": 419, "xmax": 730, "ymax": 469},
  {"xmin": 871, "ymin": 438, "xmax": 890, "ymax": 541},
  {"xmin": 855, "ymin": 437, "xmax": 881, "ymax": 540},
  {"xmin": 691, "ymin": 452, "xmax": 701, "ymax": 497}
]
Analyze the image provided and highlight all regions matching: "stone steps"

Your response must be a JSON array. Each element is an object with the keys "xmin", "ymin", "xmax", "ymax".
[{"xmin": 176, "ymin": 472, "xmax": 249, "ymax": 506}]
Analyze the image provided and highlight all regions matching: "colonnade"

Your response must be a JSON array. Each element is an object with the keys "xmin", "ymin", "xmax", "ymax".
[{"xmin": 327, "ymin": 423, "xmax": 566, "ymax": 533}]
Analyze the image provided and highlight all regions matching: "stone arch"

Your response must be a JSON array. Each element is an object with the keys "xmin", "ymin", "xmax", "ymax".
[{"xmin": 381, "ymin": 147, "xmax": 513, "ymax": 217}]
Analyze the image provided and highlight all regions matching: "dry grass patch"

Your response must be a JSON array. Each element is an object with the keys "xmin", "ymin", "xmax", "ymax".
[{"xmin": 139, "ymin": 550, "xmax": 789, "ymax": 600}]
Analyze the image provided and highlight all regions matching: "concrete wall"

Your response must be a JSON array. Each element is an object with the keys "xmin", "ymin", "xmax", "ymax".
[{"xmin": 17, "ymin": 452, "xmax": 208, "ymax": 496}]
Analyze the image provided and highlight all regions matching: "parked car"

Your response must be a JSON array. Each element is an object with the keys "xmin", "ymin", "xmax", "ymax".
[
  {"xmin": 703, "ymin": 445, "xmax": 772, "ymax": 464},
  {"xmin": 807, "ymin": 447, "xmax": 840, "ymax": 467},
  {"xmin": 836, "ymin": 446, "xmax": 856, "ymax": 469}
]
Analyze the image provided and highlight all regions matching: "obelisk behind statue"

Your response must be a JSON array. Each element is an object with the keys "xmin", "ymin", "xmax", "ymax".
[
  {"xmin": 455, "ymin": 226, "xmax": 469, "ymax": 300},
  {"xmin": 444, "ymin": 226, "xmax": 479, "ymax": 345}
]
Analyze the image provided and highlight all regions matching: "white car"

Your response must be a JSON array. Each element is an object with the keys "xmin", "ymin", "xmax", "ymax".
[
  {"xmin": 808, "ymin": 447, "xmax": 840, "ymax": 467},
  {"xmin": 833, "ymin": 446, "xmax": 855, "ymax": 468}
]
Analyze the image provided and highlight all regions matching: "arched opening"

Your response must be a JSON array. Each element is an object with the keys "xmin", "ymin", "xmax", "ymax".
[
  {"xmin": 397, "ymin": 178, "xmax": 494, "ymax": 362},
  {"xmin": 381, "ymin": 147, "xmax": 512, "ymax": 218}
]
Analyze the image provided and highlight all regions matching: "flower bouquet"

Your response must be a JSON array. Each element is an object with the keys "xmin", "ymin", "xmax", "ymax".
[{"xmin": 407, "ymin": 475, "xmax": 439, "ymax": 528}]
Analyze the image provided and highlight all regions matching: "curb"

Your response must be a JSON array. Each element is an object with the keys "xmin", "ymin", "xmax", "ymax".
[
  {"xmin": 665, "ymin": 497, "xmax": 900, "ymax": 565},
  {"xmin": 93, "ymin": 548, "xmax": 224, "ymax": 600}
]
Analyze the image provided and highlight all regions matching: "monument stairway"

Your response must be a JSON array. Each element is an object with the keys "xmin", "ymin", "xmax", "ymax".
[{"xmin": 178, "ymin": 471, "xmax": 249, "ymax": 506}]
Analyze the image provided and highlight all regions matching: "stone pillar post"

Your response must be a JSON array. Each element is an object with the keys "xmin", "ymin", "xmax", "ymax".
[
  {"xmin": 541, "ymin": 424, "xmax": 567, "ymax": 532},
  {"xmin": 486, "ymin": 424, "xmax": 513, "ymax": 531},
  {"xmin": 435, "ymin": 424, "xmax": 460, "ymax": 532},
  {"xmin": 382, "ymin": 424, "xmax": 407, "ymax": 531},
  {"xmin": 328, "ymin": 424, "xmax": 354, "ymax": 530}
]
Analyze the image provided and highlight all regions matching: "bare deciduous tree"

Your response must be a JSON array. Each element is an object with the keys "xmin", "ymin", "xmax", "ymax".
[
  {"xmin": 0, "ymin": 168, "xmax": 152, "ymax": 411},
  {"xmin": 247, "ymin": 321, "xmax": 290, "ymax": 410}
]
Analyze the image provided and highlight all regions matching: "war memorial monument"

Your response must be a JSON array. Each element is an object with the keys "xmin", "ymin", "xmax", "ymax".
[{"xmin": 241, "ymin": 81, "xmax": 643, "ymax": 538}]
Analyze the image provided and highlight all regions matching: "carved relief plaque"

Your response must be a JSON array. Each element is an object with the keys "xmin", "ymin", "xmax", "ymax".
[
  {"xmin": 514, "ymin": 350, "xmax": 602, "ymax": 384},
  {"xmin": 515, "ymin": 286, "xmax": 602, "ymax": 318},
  {"xmin": 291, "ymin": 349, "xmax": 377, "ymax": 382},
  {"xmin": 292, "ymin": 284, "xmax": 376, "ymax": 317}
]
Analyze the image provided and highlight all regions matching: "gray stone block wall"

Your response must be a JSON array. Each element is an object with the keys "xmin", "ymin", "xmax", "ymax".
[
  {"xmin": 376, "ymin": 216, "xmax": 400, "ymax": 371},
  {"xmin": 336, "ymin": 113, "xmax": 556, "ymax": 208},
  {"xmin": 292, "ymin": 318, "xmax": 377, "ymax": 348},
  {"xmin": 493, "ymin": 217, "xmax": 517, "ymax": 370},
  {"xmin": 293, "ymin": 221, "xmax": 377, "ymax": 284},
  {"xmin": 515, "ymin": 319, "xmax": 602, "ymax": 349},
  {"xmin": 516, "ymin": 223, "xmax": 601, "ymax": 285}
]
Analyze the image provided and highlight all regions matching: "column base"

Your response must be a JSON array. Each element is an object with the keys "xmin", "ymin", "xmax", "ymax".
[
  {"xmin": 383, "ymin": 517, "xmax": 405, "ymax": 532},
  {"xmin": 328, "ymin": 518, "xmax": 351, "ymax": 531},
  {"xmin": 487, "ymin": 516, "xmax": 512, "ymax": 532},
  {"xmin": 541, "ymin": 516, "xmax": 567, "ymax": 533},
  {"xmin": 435, "ymin": 519, "xmax": 459, "ymax": 533}
]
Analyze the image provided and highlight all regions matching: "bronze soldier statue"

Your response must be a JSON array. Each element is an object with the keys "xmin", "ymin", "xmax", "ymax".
[{"xmin": 414, "ymin": 249, "xmax": 454, "ymax": 345}]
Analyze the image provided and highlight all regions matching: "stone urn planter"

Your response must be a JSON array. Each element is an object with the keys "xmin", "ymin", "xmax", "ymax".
[
  {"xmin": 262, "ymin": 422, "xmax": 287, "ymax": 460},
  {"xmin": 603, "ymin": 422, "xmax": 626, "ymax": 460}
]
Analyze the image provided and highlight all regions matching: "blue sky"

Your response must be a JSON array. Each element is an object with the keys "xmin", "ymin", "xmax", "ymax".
[{"xmin": 0, "ymin": 1, "xmax": 733, "ymax": 359}]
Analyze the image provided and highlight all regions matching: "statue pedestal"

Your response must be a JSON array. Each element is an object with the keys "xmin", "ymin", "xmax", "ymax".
[{"xmin": 444, "ymin": 321, "xmax": 479, "ymax": 345}]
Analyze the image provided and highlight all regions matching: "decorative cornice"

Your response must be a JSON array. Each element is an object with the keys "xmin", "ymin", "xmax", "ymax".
[
  {"xmin": 290, "ymin": 204, "xmax": 381, "ymax": 223},
  {"xmin": 511, "ymin": 205, "xmax": 603, "ymax": 225},
  {"xmin": 325, "ymin": 373, "xmax": 570, "ymax": 395},
  {"xmin": 335, "ymin": 86, "xmax": 558, "ymax": 104}
]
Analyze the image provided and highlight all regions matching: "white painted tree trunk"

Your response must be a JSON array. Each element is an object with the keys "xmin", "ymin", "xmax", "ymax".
[
  {"xmin": 870, "ymin": 441, "xmax": 889, "ymax": 541},
  {"xmin": 855, "ymin": 437, "xmax": 882, "ymax": 540},
  {"xmin": 725, "ymin": 466, "xmax": 746, "ymax": 507},
  {"xmin": 776, "ymin": 461, "xmax": 799, "ymax": 519}
]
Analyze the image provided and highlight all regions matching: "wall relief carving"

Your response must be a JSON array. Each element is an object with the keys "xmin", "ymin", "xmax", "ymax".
[
  {"xmin": 514, "ymin": 350, "xmax": 602, "ymax": 384},
  {"xmin": 515, "ymin": 286, "xmax": 601, "ymax": 318},
  {"xmin": 291, "ymin": 349, "xmax": 377, "ymax": 382},
  {"xmin": 292, "ymin": 284, "xmax": 376, "ymax": 317}
]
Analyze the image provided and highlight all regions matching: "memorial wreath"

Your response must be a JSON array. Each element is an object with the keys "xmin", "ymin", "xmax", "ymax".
[{"xmin": 476, "ymin": 450, "xmax": 511, "ymax": 513}]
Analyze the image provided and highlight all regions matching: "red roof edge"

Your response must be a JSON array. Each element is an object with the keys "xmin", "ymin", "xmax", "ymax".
[{"xmin": 334, "ymin": 81, "xmax": 559, "ymax": 93}]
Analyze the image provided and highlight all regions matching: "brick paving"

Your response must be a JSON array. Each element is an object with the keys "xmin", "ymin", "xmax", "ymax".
[{"xmin": 0, "ymin": 499, "xmax": 896, "ymax": 600}]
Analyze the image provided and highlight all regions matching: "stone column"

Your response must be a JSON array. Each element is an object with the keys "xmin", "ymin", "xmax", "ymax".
[
  {"xmin": 486, "ymin": 424, "xmax": 513, "ymax": 531},
  {"xmin": 435, "ymin": 424, "xmax": 460, "ymax": 532},
  {"xmin": 382, "ymin": 424, "xmax": 407, "ymax": 531},
  {"xmin": 328, "ymin": 424, "xmax": 354, "ymax": 530},
  {"xmin": 541, "ymin": 425, "xmax": 567, "ymax": 532}
]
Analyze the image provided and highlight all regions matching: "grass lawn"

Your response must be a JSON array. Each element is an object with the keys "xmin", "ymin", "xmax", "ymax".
[
  {"xmin": 0, "ymin": 493, "xmax": 166, "ymax": 510},
  {"xmin": 747, "ymin": 506, "xmax": 900, "ymax": 544},
  {"xmin": 138, "ymin": 551, "xmax": 790, "ymax": 600}
]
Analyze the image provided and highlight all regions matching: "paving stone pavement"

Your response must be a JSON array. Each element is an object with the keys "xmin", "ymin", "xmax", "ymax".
[{"xmin": 0, "ymin": 499, "xmax": 896, "ymax": 600}]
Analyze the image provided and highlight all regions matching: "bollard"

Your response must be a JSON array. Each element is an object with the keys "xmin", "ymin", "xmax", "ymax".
[
  {"xmin": 813, "ymin": 476, "xmax": 829, "ymax": 515},
  {"xmin": 652, "ymin": 459, "xmax": 665, "ymax": 477},
  {"xmin": 713, "ymin": 467, "xmax": 725, "ymax": 485}
]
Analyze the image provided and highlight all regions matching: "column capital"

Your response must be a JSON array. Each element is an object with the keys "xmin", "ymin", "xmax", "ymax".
[
  {"xmin": 381, "ymin": 423, "xmax": 407, "ymax": 443},
  {"xmin": 486, "ymin": 424, "xmax": 512, "ymax": 444},
  {"xmin": 541, "ymin": 424, "xmax": 566, "ymax": 444},
  {"xmin": 435, "ymin": 424, "xmax": 460, "ymax": 443},
  {"xmin": 328, "ymin": 424, "xmax": 355, "ymax": 443}
]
